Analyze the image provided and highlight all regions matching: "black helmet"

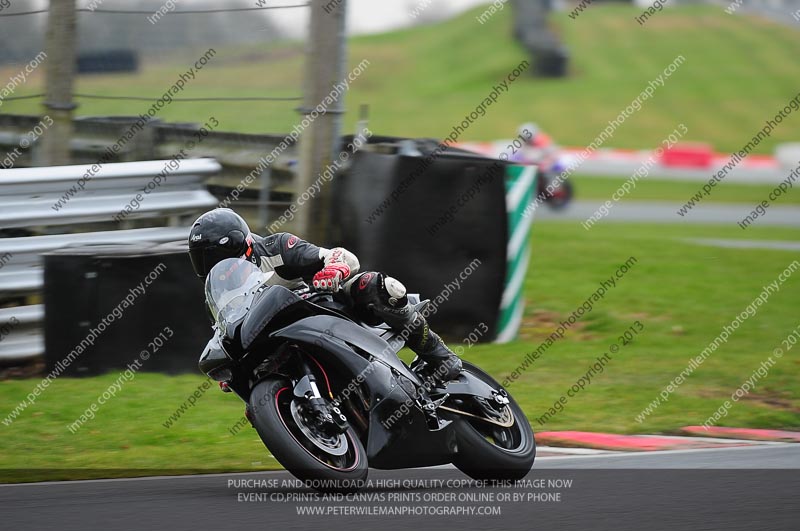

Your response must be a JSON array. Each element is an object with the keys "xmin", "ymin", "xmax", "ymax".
[{"xmin": 188, "ymin": 209, "xmax": 254, "ymax": 278}]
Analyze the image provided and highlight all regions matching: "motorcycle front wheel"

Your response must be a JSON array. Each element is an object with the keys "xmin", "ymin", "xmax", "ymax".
[{"xmin": 248, "ymin": 377, "xmax": 368, "ymax": 492}]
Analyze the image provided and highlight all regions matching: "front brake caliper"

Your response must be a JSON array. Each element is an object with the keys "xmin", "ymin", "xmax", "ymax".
[{"xmin": 294, "ymin": 375, "xmax": 348, "ymax": 435}]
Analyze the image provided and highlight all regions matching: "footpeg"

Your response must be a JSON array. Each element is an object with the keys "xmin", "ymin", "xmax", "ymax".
[{"xmin": 419, "ymin": 393, "xmax": 449, "ymax": 431}]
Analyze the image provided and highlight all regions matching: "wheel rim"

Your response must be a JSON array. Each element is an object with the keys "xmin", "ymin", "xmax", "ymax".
[
  {"xmin": 274, "ymin": 387, "xmax": 360, "ymax": 471},
  {"xmin": 468, "ymin": 415, "xmax": 526, "ymax": 452}
]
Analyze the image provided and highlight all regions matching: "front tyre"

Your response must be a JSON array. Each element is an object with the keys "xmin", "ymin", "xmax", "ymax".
[
  {"xmin": 451, "ymin": 362, "xmax": 535, "ymax": 480},
  {"xmin": 248, "ymin": 377, "xmax": 368, "ymax": 492}
]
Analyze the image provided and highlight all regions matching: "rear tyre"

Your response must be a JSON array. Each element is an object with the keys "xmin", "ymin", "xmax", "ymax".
[
  {"xmin": 451, "ymin": 362, "xmax": 535, "ymax": 480},
  {"xmin": 545, "ymin": 178, "xmax": 573, "ymax": 210},
  {"xmin": 248, "ymin": 377, "xmax": 368, "ymax": 492}
]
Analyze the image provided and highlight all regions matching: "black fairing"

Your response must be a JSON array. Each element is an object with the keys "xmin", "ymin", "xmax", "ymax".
[
  {"xmin": 198, "ymin": 335, "xmax": 229, "ymax": 374},
  {"xmin": 240, "ymin": 285, "xmax": 304, "ymax": 349},
  {"xmin": 367, "ymin": 396, "xmax": 459, "ymax": 469},
  {"xmin": 270, "ymin": 315, "xmax": 421, "ymax": 385}
]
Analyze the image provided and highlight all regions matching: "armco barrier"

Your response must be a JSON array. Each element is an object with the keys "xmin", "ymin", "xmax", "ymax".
[{"xmin": 0, "ymin": 159, "xmax": 219, "ymax": 364}]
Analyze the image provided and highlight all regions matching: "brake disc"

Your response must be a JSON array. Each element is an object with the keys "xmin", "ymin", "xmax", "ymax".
[
  {"xmin": 438, "ymin": 404, "xmax": 516, "ymax": 428},
  {"xmin": 290, "ymin": 400, "xmax": 349, "ymax": 456}
]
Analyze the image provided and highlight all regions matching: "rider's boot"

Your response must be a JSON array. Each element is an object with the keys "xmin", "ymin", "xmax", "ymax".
[{"xmin": 406, "ymin": 321, "xmax": 463, "ymax": 384}]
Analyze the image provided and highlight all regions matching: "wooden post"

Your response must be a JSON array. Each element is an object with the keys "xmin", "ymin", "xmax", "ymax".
[
  {"xmin": 40, "ymin": 0, "xmax": 78, "ymax": 166},
  {"xmin": 294, "ymin": 0, "xmax": 347, "ymax": 244}
]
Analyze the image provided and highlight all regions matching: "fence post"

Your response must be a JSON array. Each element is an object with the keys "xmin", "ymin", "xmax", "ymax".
[
  {"xmin": 40, "ymin": 0, "xmax": 78, "ymax": 166},
  {"xmin": 294, "ymin": 0, "xmax": 348, "ymax": 244}
]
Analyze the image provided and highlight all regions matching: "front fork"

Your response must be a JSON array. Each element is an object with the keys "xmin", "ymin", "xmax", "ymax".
[{"xmin": 292, "ymin": 358, "xmax": 349, "ymax": 435}]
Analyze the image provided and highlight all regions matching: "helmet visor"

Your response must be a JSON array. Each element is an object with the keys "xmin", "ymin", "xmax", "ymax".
[{"xmin": 189, "ymin": 236, "xmax": 246, "ymax": 278}]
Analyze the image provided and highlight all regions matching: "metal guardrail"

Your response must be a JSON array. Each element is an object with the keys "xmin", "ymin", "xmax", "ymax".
[
  {"xmin": 0, "ymin": 158, "xmax": 220, "ymax": 228},
  {"xmin": 0, "ymin": 159, "xmax": 220, "ymax": 363},
  {"xmin": 0, "ymin": 305, "xmax": 44, "ymax": 363},
  {"xmin": 0, "ymin": 114, "xmax": 299, "ymax": 229},
  {"xmin": 0, "ymin": 227, "xmax": 190, "ymax": 298}
]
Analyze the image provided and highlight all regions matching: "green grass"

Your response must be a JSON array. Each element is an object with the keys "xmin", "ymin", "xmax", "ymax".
[
  {"xmin": 571, "ymin": 174, "xmax": 800, "ymax": 205},
  {"xmin": 2, "ymin": 5, "xmax": 800, "ymax": 152},
  {"xmin": 2, "ymin": 220, "xmax": 799, "ymax": 481},
  {"xmin": 0, "ymin": 373, "xmax": 278, "ymax": 481},
  {"xmin": 507, "ymin": 221, "xmax": 800, "ymax": 434}
]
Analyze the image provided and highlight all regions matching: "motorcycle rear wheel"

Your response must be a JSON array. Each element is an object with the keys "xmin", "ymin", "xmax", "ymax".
[
  {"xmin": 544, "ymin": 178, "xmax": 573, "ymax": 210},
  {"xmin": 451, "ymin": 362, "xmax": 536, "ymax": 480}
]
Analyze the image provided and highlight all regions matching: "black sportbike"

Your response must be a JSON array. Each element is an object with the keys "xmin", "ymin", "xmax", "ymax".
[{"xmin": 199, "ymin": 258, "xmax": 535, "ymax": 491}]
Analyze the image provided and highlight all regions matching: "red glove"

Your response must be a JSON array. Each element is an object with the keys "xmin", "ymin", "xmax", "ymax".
[{"xmin": 312, "ymin": 262, "xmax": 350, "ymax": 292}]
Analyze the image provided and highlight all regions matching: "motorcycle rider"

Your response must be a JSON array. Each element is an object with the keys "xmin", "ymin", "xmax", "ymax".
[
  {"xmin": 188, "ymin": 208, "xmax": 462, "ymax": 383},
  {"xmin": 513, "ymin": 122, "xmax": 555, "ymax": 164}
]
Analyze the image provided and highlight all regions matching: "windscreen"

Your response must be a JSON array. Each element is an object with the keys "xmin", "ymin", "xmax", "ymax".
[{"xmin": 205, "ymin": 258, "xmax": 270, "ymax": 334}]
